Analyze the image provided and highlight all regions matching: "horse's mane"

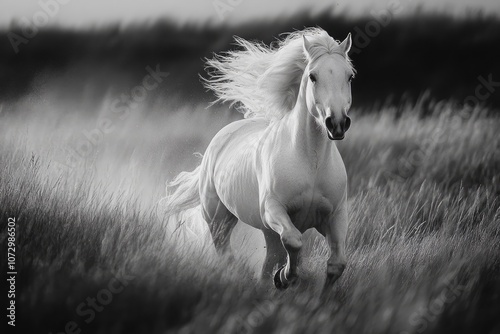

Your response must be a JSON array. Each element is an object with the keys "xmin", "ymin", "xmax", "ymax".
[{"xmin": 202, "ymin": 27, "xmax": 354, "ymax": 120}]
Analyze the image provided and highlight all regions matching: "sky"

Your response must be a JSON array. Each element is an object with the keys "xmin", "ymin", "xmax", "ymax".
[{"xmin": 0, "ymin": 0, "xmax": 499, "ymax": 28}]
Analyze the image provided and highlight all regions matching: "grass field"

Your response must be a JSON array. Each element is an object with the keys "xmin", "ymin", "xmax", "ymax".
[{"xmin": 1, "ymin": 94, "xmax": 499, "ymax": 334}]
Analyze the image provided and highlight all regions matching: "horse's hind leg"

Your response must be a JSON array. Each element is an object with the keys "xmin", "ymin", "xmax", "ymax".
[{"xmin": 201, "ymin": 195, "xmax": 238, "ymax": 256}]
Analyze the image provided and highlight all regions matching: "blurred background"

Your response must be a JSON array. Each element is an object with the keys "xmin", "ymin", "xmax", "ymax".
[
  {"xmin": 1, "ymin": 0, "xmax": 499, "ymax": 112},
  {"xmin": 2, "ymin": 1, "xmax": 500, "ymax": 333}
]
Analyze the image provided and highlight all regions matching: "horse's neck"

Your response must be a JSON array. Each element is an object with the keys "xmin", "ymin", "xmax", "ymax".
[{"xmin": 285, "ymin": 84, "xmax": 333, "ymax": 167}]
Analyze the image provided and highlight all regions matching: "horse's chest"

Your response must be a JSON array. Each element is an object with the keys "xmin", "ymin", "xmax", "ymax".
[
  {"xmin": 286, "ymin": 193, "xmax": 331, "ymax": 230},
  {"xmin": 285, "ymin": 177, "xmax": 345, "ymax": 231}
]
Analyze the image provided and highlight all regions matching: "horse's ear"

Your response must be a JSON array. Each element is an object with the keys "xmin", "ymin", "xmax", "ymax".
[
  {"xmin": 339, "ymin": 33, "xmax": 352, "ymax": 55},
  {"xmin": 302, "ymin": 35, "xmax": 312, "ymax": 60}
]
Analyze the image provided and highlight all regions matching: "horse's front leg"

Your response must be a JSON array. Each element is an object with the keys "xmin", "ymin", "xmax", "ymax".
[
  {"xmin": 261, "ymin": 229, "xmax": 286, "ymax": 280},
  {"xmin": 319, "ymin": 199, "xmax": 348, "ymax": 289},
  {"xmin": 263, "ymin": 198, "xmax": 302, "ymax": 289}
]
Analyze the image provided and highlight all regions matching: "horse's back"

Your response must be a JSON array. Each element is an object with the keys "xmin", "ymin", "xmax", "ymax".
[
  {"xmin": 209, "ymin": 117, "xmax": 269, "ymax": 152},
  {"xmin": 200, "ymin": 117, "xmax": 269, "ymax": 228}
]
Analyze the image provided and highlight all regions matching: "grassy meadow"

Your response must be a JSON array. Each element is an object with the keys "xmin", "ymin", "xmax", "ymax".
[{"xmin": 1, "ymin": 92, "xmax": 500, "ymax": 334}]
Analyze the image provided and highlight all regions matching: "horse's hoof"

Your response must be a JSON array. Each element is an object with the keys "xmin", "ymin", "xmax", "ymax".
[{"xmin": 273, "ymin": 265, "xmax": 289, "ymax": 290}]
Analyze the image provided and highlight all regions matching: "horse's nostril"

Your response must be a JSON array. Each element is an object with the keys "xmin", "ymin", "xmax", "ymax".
[
  {"xmin": 345, "ymin": 116, "xmax": 351, "ymax": 131},
  {"xmin": 325, "ymin": 117, "xmax": 334, "ymax": 131}
]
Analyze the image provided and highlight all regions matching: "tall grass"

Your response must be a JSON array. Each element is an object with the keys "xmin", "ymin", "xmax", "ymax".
[{"xmin": 1, "ymin": 95, "xmax": 499, "ymax": 333}]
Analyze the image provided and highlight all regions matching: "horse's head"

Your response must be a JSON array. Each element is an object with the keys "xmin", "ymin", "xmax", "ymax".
[{"xmin": 302, "ymin": 33, "xmax": 354, "ymax": 140}]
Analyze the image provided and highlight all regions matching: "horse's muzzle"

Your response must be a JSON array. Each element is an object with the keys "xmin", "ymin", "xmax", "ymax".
[{"xmin": 325, "ymin": 116, "xmax": 351, "ymax": 140}]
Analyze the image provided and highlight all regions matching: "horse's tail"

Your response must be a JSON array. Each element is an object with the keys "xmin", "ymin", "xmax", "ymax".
[{"xmin": 159, "ymin": 165, "xmax": 201, "ymax": 222}]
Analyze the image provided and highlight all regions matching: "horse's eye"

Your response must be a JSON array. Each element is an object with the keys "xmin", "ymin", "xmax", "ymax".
[
  {"xmin": 309, "ymin": 73, "xmax": 317, "ymax": 83},
  {"xmin": 348, "ymin": 74, "xmax": 354, "ymax": 82}
]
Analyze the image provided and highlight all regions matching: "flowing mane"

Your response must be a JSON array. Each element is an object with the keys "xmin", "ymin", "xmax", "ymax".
[{"xmin": 202, "ymin": 27, "xmax": 354, "ymax": 120}]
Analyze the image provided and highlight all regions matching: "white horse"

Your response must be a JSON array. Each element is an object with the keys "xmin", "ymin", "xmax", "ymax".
[{"xmin": 161, "ymin": 28, "xmax": 355, "ymax": 290}]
